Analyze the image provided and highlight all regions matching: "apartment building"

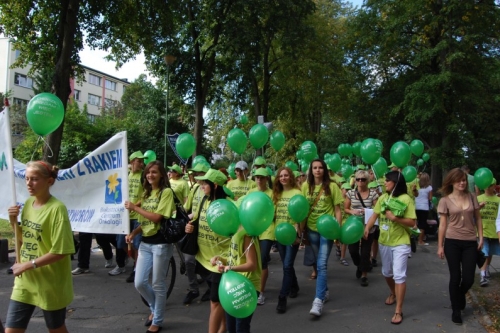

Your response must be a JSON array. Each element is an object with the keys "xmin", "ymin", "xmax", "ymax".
[{"xmin": 0, "ymin": 37, "xmax": 130, "ymax": 122}]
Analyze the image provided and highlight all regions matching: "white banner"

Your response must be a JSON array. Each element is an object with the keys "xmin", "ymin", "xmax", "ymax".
[{"xmin": 0, "ymin": 115, "xmax": 130, "ymax": 234}]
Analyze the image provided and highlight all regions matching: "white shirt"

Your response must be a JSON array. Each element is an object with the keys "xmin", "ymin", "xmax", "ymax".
[{"xmin": 415, "ymin": 185, "xmax": 432, "ymax": 210}]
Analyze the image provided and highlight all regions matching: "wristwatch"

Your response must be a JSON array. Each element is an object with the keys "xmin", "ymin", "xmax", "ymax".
[{"xmin": 31, "ymin": 259, "xmax": 37, "ymax": 269}]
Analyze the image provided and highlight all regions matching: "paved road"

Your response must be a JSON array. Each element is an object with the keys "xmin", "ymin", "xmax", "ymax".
[{"xmin": 0, "ymin": 236, "xmax": 492, "ymax": 333}]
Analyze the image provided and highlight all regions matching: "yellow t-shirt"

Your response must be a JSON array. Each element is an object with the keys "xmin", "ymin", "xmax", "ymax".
[
  {"xmin": 13, "ymin": 196, "xmax": 74, "ymax": 311},
  {"xmin": 301, "ymin": 182, "xmax": 343, "ymax": 232},
  {"xmin": 477, "ymin": 194, "xmax": 500, "ymax": 239},
  {"xmin": 169, "ymin": 178, "xmax": 189, "ymax": 203},
  {"xmin": 128, "ymin": 171, "xmax": 143, "ymax": 219},
  {"xmin": 195, "ymin": 199, "xmax": 231, "ymax": 272},
  {"xmin": 226, "ymin": 229, "xmax": 262, "ymax": 292},
  {"xmin": 375, "ymin": 193, "xmax": 417, "ymax": 246},
  {"xmin": 139, "ymin": 188, "xmax": 176, "ymax": 237},
  {"xmin": 272, "ymin": 188, "xmax": 303, "ymax": 237},
  {"xmin": 227, "ymin": 179, "xmax": 257, "ymax": 201},
  {"xmin": 184, "ymin": 184, "xmax": 204, "ymax": 216}
]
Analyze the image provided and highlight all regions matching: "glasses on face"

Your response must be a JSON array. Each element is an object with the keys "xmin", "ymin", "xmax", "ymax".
[{"xmin": 356, "ymin": 178, "xmax": 367, "ymax": 182}]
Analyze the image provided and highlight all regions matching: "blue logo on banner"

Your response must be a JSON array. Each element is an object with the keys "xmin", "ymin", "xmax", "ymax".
[
  {"xmin": 105, "ymin": 173, "xmax": 122, "ymax": 204},
  {"xmin": 167, "ymin": 133, "xmax": 188, "ymax": 165}
]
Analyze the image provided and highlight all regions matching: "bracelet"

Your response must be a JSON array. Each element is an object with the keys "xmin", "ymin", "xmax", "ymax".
[{"xmin": 31, "ymin": 259, "xmax": 37, "ymax": 269}]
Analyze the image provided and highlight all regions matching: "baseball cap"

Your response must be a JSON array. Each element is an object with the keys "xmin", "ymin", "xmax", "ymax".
[
  {"xmin": 190, "ymin": 163, "xmax": 210, "ymax": 173},
  {"xmin": 254, "ymin": 156, "xmax": 266, "ymax": 166},
  {"xmin": 357, "ymin": 165, "xmax": 366, "ymax": 170},
  {"xmin": 341, "ymin": 183, "xmax": 352, "ymax": 190},
  {"xmin": 388, "ymin": 163, "xmax": 397, "ymax": 168},
  {"xmin": 293, "ymin": 171, "xmax": 300, "ymax": 178},
  {"xmin": 491, "ymin": 178, "xmax": 497, "ymax": 186},
  {"xmin": 168, "ymin": 165, "xmax": 183, "ymax": 174},
  {"xmin": 195, "ymin": 169, "xmax": 227, "ymax": 186},
  {"xmin": 235, "ymin": 161, "xmax": 249, "ymax": 170},
  {"xmin": 368, "ymin": 181, "xmax": 378, "ymax": 189},
  {"xmin": 254, "ymin": 168, "xmax": 269, "ymax": 177},
  {"xmin": 129, "ymin": 151, "xmax": 145, "ymax": 161}
]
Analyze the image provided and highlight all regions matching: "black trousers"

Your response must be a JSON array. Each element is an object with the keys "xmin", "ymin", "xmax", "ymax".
[
  {"xmin": 348, "ymin": 232, "xmax": 374, "ymax": 273},
  {"xmin": 77, "ymin": 233, "xmax": 126, "ymax": 269},
  {"xmin": 444, "ymin": 238, "xmax": 477, "ymax": 311}
]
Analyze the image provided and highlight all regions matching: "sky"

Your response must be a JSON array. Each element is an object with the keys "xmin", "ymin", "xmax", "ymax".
[{"xmin": 79, "ymin": 0, "xmax": 365, "ymax": 82}]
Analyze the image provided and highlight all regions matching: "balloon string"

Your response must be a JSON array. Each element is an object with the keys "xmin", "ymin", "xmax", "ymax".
[
  {"xmin": 31, "ymin": 136, "xmax": 43, "ymax": 161},
  {"xmin": 228, "ymin": 237, "xmax": 255, "ymax": 267},
  {"xmin": 42, "ymin": 136, "xmax": 55, "ymax": 158}
]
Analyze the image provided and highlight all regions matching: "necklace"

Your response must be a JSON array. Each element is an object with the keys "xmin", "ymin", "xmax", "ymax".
[{"xmin": 450, "ymin": 194, "xmax": 467, "ymax": 220}]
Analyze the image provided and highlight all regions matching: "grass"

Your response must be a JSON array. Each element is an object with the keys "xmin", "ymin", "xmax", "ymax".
[
  {"xmin": 0, "ymin": 218, "xmax": 15, "ymax": 249},
  {"xmin": 472, "ymin": 273, "xmax": 500, "ymax": 332}
]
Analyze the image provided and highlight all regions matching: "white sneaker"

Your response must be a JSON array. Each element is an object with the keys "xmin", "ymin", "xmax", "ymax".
[
  {"xmin": 257, "ymin": 293, "xmax": 265, "ymax": 305},
  {"xmin": 108, "ymin": 266, "xmax": 126, "ymax": 276},
  {"xmin": 323, "ymin": 291, "xmax": 329, "ymax": 303},
  {"xmin": 72, "ymin": 267, "xmax": 89, "ymax": 275},
  {"xmin": 309, "ymin": 298, "xmax": 323, "ymax": 317},
  {"xmin": 485, "ymin": 270, "xmax": 491, "ymax": 279},
  {"xmin": 480, "ymin": 276, "xmax": 489, "ymax": 287},
  {"xmin": 104, "ymin": 259, "xmax": 114, "ymax": 268}
]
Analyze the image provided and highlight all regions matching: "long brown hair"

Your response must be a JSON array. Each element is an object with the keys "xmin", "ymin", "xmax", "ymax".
[
  {"xmin": 142, "ymin": 161, "xmax": 171, "ymax": 199},
  {"xmin": 306, "ymin": 159, "xmax": 331, "ymax": 197},
  {"xmin": 439, "ymin": 168, "xmax": 468, "ymax": 196},
  {"xmin": 272, "ymin": 167, "xmax": 297, "ymax": 205},
  {"xmin": 419, "ymin": 172, "xmax": 431, "ymax": 189}
]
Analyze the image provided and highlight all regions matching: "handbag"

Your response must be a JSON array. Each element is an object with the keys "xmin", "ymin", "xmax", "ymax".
[
  {"xmin": 178, "ymin": 197, "xmax": 207, "ymax": 255},
  {"xmin": 159, "ymin": 188, "xmax": 190, "ymax": 244}
]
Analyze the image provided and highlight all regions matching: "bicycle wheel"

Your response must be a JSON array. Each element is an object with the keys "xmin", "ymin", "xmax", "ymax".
[{"xmin": 141, "ymin": 256, "xmax": 176, "ymax": 307}]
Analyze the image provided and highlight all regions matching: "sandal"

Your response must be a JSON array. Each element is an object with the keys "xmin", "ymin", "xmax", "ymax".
[
  {"xmin": 391, "ymin": 312, "xmax": 403, "ymax": 325},
  {"xmin": 340, "ymin": 259, "xmax": 349, "ymax": 266},
  {"xmin": 385, "ymin": 293, "xmax": 396, "ymax": 305}
]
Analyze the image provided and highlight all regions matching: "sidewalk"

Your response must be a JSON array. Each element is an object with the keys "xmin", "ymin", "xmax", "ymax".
[{"xmin": 0, "ymin": 237, "xmax": 490, "ymax": 332}]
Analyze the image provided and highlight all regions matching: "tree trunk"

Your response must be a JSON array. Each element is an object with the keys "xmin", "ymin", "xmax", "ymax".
[{"xmin": 43, "ymin": 0, "xmax": 80, "ymax": 164}]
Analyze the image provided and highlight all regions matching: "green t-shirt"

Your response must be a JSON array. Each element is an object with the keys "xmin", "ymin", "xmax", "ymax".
[
  {"xmin": 301, "ymin": 182, "xmax": 343, "ymax": 232},
  {"xmin": 242, "ymin": 187, "xmax": 273, "ymax": 240},
  {"xmin": 477, "ymin": 194, "xmax": 500, "ymax": 239},
  {"xmin": 184, "ymin": 184, "xmax": 203, "ymax": 215},
  {"xmin": 226, "ymin": 229, "xmax": 262, "ymax": 292},
  {"xmin": 270, "ymin": 188, "xmax": 303, "ymax": 240},
  {"xmin": 12, "ymin": 196, "xmax": 75, "ymax": 311},
  {"xmin": 227, "ymin": 179, "xmax": 257, "ymax": 201},
  {"xmin": 169, "ymin": 178, "xmax": 189, "ymax": 203},
  {"xmin": 374, "ymin": 193, "xmax": 417, "ymax": 246},
  {"xmin": 129, "ymin": 171, "xmax": 143, "ymax": 219},
  {"xmin": 139, "ymin": 188, "xmax": 176, "ymax": 237},
  {"xmin": 195, "ymin": 199, "xmax": 231, "ymax": 272}
]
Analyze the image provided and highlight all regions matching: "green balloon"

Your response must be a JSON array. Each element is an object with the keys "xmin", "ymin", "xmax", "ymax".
[
  {"xmin": 228, "ymin": 163, "xmax": 237, "ymax": 179},
  {"xmin": 338, "ymin": 143, "xmax": 352, "ymax": 157},
  {"xmin": 239, "ymin": 115, "xmax": 248, "ymax": 124},
  {"xmin": 390, "ymin": 141, "xmax": 411, "ymax": 168},
  {"xmin": 402, "ymin": 165, "xmax": 417, "ymax": 183},
  {"xmin": 287, "ymin": 194, "xmax": 310, "ymax": 222},
  {"xmin": 249, "ymin": 124, "xmax": 269, "ymax": 149},
  {"xmin": 372, "ymin": 157, "xmax": 388, "ymax": 178},
  {"xmin": 410, "ymin": 140, "xmax": 424, "ymax": 157},
  {"xmin": 360, "ymin": 138, "xmax": 382, "ymax": 165},
  {"xmin": 431, "ymin": 196, "xmax": 438, "ymax": 206},
  {"xmin": 285, "ymin": 160, "xmax": 298, "ymax": 171},
  {"xmin": 340, "ymin": 215, "xmax": 364, "ymax": 244},
  {"xmin": 239, "ymin": 192, "xmax": 275, "ymax": 236},
  {"xmin": 219, "ymin": 271, "xmax": 257, "ymax": 318},
  {"xmin": 352, "ymin": 142, "xmax": 362, "ymax": 157},
  {"xmin": 300, "ymin": 141, "xmax": 318, "ymax": 163},
  {"xmin": 422, "ymin": 153, "xmax": 430, "ymax": 162},
  {"xmin": 341, "ymin": 164, "xmax": 354, "ymax": 178},
  {"xmin": 176, "ymin": 133, "xmax": 196, "ymax": 159},
  {"xmin": 417, "ymin": 158, "xmax": 424, "ymax": 166},
  {"xmin": 326, "ymin": 153, "xmax": 342, "ymax": 172},
  {"xmin": 192, "ymin": 155, "xmax": 207, "ymax": 165},
  {"xmin": 270, "ymin": 131, "xmax": 286, "ymax": 151},
  {"xmin": 206, "ymin": 199, "xmax": 240, "ymax": 237},
  {"xmin": 300, "ymin": 160, "xmax": 309, "ymax": 171},
  {"xmin": 316, "ymin": 214, "xmax": 341, "ymax": 240},
  {"xmin": 26, "ymin": 93, "xmax": 65, "ymax": 136},
  {"xmin": 144, "ymin": 150, "xmax": 157, "ymax": 164},
  {"xmin": 275, "ymin": 223, "xmax": 297, "ymax": 245},
  {"xmin": 227, "ymin": 128, "xmax": 248, "ymax": 154},
  {"xmin": 474, "ymin": 167, "xmax": 494, "ymax": 190}
]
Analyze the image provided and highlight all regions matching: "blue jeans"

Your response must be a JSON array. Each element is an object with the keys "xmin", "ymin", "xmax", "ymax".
[
  {"xmin": 135, "ymin": 242, "xmax": 173, "ymax": 326},
  {"xmin": 308, "ymin": 229, "xmax": 333, "ymax": 300},
  {"xmin": 276, "ymin": 243, "xmax": 299, "ymax": 297},
  {"xmin": 225, "ymin": 309, "xmax": 255, "ymax": 333},
  {"xmin": 259, "ymin": 239, "xmax": 274, "ymax": 270}
]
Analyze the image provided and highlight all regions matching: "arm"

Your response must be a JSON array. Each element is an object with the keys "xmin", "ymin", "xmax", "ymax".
[
  {"xmin": 427, "ymin": 190, "xmax": 433, "ymax": 201},
  {"xmin": 437, "ymin": 214, "xmax": 447, "ymax": 259},
  {"xmin": 364, "ymin": 212, "xmax": 380, "ymax": 239},
  {"xmin": 218, "ymin": 236, "xmax": 258, "ymax": 273},
  {"xmin": 126, "ymin": 225, "xmax": 142, "ymax": 243},
  {"xmin": 384, "ymin": 210, "xmax": 415, "ymax": 228},
  {"xmin": 475, "ymin": 208, "xmax": 484, "ymax": 250},
  {"xmin": 344, "ymin": 196, "xmax": 359, "ymax": 216},
  {"xmin": 125, "ymin": 201, "xmax": 163, "ymax": 223},
  {"xmin": 334, "ymin": 204, "xmax": 342, "ymax": 226},
  {"xmin": 11, "ymin": 253, "xmax": 68, "ymax": 276}
]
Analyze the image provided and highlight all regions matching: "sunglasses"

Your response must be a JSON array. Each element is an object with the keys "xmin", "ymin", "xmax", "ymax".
[{"xmin": 356, "ymin": 178, "xmax": 367, "ymax": 182}]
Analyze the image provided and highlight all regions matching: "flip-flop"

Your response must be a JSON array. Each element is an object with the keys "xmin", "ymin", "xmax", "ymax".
[
  {"xmin": 385, "ymin": 294, "xmax": 396, "ymax": 305},
  {"xmin": 391, "ymin": 312, "xmax": 403, "ymax": 325}
]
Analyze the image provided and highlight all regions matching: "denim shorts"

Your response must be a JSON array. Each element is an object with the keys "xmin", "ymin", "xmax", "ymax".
[
  {"xmin": 482, "ymin": 237, "xmax": 500, "ymax": 256},
  {"xmin": 6, "ymin": 300, "xmax": 66, "ymax": 329}
]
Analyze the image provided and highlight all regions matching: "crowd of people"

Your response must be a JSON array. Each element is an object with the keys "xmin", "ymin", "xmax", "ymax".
[{"xmin": 4, "ymin": 151, "xmax": 497, "ymax": 332}]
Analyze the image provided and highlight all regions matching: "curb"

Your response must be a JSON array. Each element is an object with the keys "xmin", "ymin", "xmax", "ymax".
[{"xmin": 469, "ymin": 289, "xmax": 493, "ymax": 327}]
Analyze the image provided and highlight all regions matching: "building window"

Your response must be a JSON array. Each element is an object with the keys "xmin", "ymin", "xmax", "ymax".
[
  {"xmin": 14, "ymin": 73, "xmax": 33, "ymax": 88},
  {"xmin": 13, "ymin": 98, "xmax": 29, "ymax": 108},
  {"xmin": 87, "ymin": 114, "xmax": 97, "ymax": 123},
  {"xmin": 74, "ymin": 89, "xmax": 81, "ymax": 101},
  {"xmin": 14, "ymin": 50, "xmax": 21, "ymax": 59},
  {"xmin": 105, "ymin": 98, "xmax": 117, "ymax": 108},
  {"xmin": 88, "ymin": 94, "xmax": 101, "ymax": 106},
  {"xmin": 123, "ymin": 85, "xmax": 127, "ymax": 93},
  {"xmin": 89, "ymin": 73, "xmax": 101, "ymax": 86},
  {"xmin": 105, "ymin": 80, "xmax": 117, "ymax": 91}
]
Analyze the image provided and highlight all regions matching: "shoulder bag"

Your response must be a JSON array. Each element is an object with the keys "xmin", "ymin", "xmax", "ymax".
[
  {"xmin": 159, "ymin": 188, "xmax": 190, "ymax": 244},
  {"xmin": 178, "ymin": 196, "xmax": 207, "ymax": 255}
]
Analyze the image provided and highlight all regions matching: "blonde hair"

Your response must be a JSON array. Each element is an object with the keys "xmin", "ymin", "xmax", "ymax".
[
  {"xmin": 419, "ymin": 172, "xmax": 431, "ymax": 188},
  {"xmin": 26, "ymin": 161, "xmax": 59, "ymax": 179}
]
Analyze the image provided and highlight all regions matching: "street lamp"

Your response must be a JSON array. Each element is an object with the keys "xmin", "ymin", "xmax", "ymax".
[{"xmin": 164, "ymin": 54, "xmax": 177, "ymax": 166}]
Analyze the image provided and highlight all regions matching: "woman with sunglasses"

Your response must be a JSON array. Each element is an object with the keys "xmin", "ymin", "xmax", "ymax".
[
  {"xmin": 364, "ymin": 170, "xmax": 416, "ymax": 325},
  {"xmin": 345, "ymin": 170, "xmax": 379, "ymax": 287},
  {"xmin": 301, "ymin": 159, "xmax": 343, "ymax": 317}
]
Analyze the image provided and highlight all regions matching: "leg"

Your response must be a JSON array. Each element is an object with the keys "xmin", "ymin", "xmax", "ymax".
[
  {"xmin": 371, "ymin": 226, "xmax": 380, "ymax": 265},
  {"xmin": 259, "ymin": 240, "xmax": 273, "ymax": 294},
  {"xmin": 308, "ymin": 229, "xmax": 333, "ymax": 300},
  {"xmin": 348, "ymin": 241, "xmax": 361, "ymax": 267},
  {"xmin": 379, "ymin": 244, "xmax": 396, "ymax": 304},
  {"xmin": 76, "ymin": 232, "xmax": 92, "ymax": 269},
  {"xmin": 95, "ymin": 234, "xmax": 115, "ymax": 261},
  {"xmin": 43, "ymin": 307, "xmax": 68, "ymax": 333},
  {"xmin": 459, "ymin": 241, "xmax": 478, "ymax": 296},
  {"xmin": 183, "ymin": 253, "xmax": 200, "ymax": 304},
  {"xmin": 391, "ymin": 244, "xmax": 410, "ymax": 320},
  {"xmin": 444, "ymin": 238, "xmax": 464, "ymax": 311},
  {"xmin": 134, "ymin": 243, "xmax": 155, "ymax": 314},
  {"xmin": 115, "ymin": 234, "xmax": 127, "ymax": 268},
  {"xmin": 149, "ymin": 243, "xmax": 173, "ymax": 329},
  {"xmin": 5, "ymin": 300, "xmax": 36, "ymax": 333},
  {"xmin": 225, "ymin": 312, "xmax": 236, "ymax": 333},
  {"xmin": 277, "ymin": 243, "xmax": 299, "ymax": 298},
  {"xmin": 360, "ymin": 233, "xmax": 374, "ymax": 278},
  {"xmin": 234, "ymin": 312, "xmax": 254, "ymax": 333},
  {"xmin": 206, "ymin": 275, "xmax": 226, "ymax": 333}
]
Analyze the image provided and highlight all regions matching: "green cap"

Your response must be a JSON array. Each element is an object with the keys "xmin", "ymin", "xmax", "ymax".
[
  {"xmin": 168, "ymin": 165, "xmax": 183, "ymax": 174},
  {"xmin": 388, "ymin": 163, "xmax": 396, "ymax": 168},
  {"xmin": 492, "ymin": 178, "xmax": 497, "ymax": 186},
  {"xmin": 129, "ymin": 151, "xmax": 145, "ymax": 161},
  {"xmin": 190, "ymin": 163, "xmax": 210, "ymax": 173},
  {"xmin": 195, "ymin": 169, "xmax": 227, "ymax": 186},
  {"xmin": 254, "ymin": 156, "xmax": 266, "ymax": 166},
  {"xmin": 341, "ymin": 183, "xmax": 352, "ymax": 190},
  {"xmin": 253, "ymin": 168, "xmax": 269, "ymax": 177},
  {"xmin": 293, "ymin": 171, "xmax": 300, "ymax": 178},
  {"xmin": 368, "ymin": 181, "xmax": 378, "ymax": 189},
  {"xmin": 357, "ymin": 165, "xmax": 366, "ymax": 170}
]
